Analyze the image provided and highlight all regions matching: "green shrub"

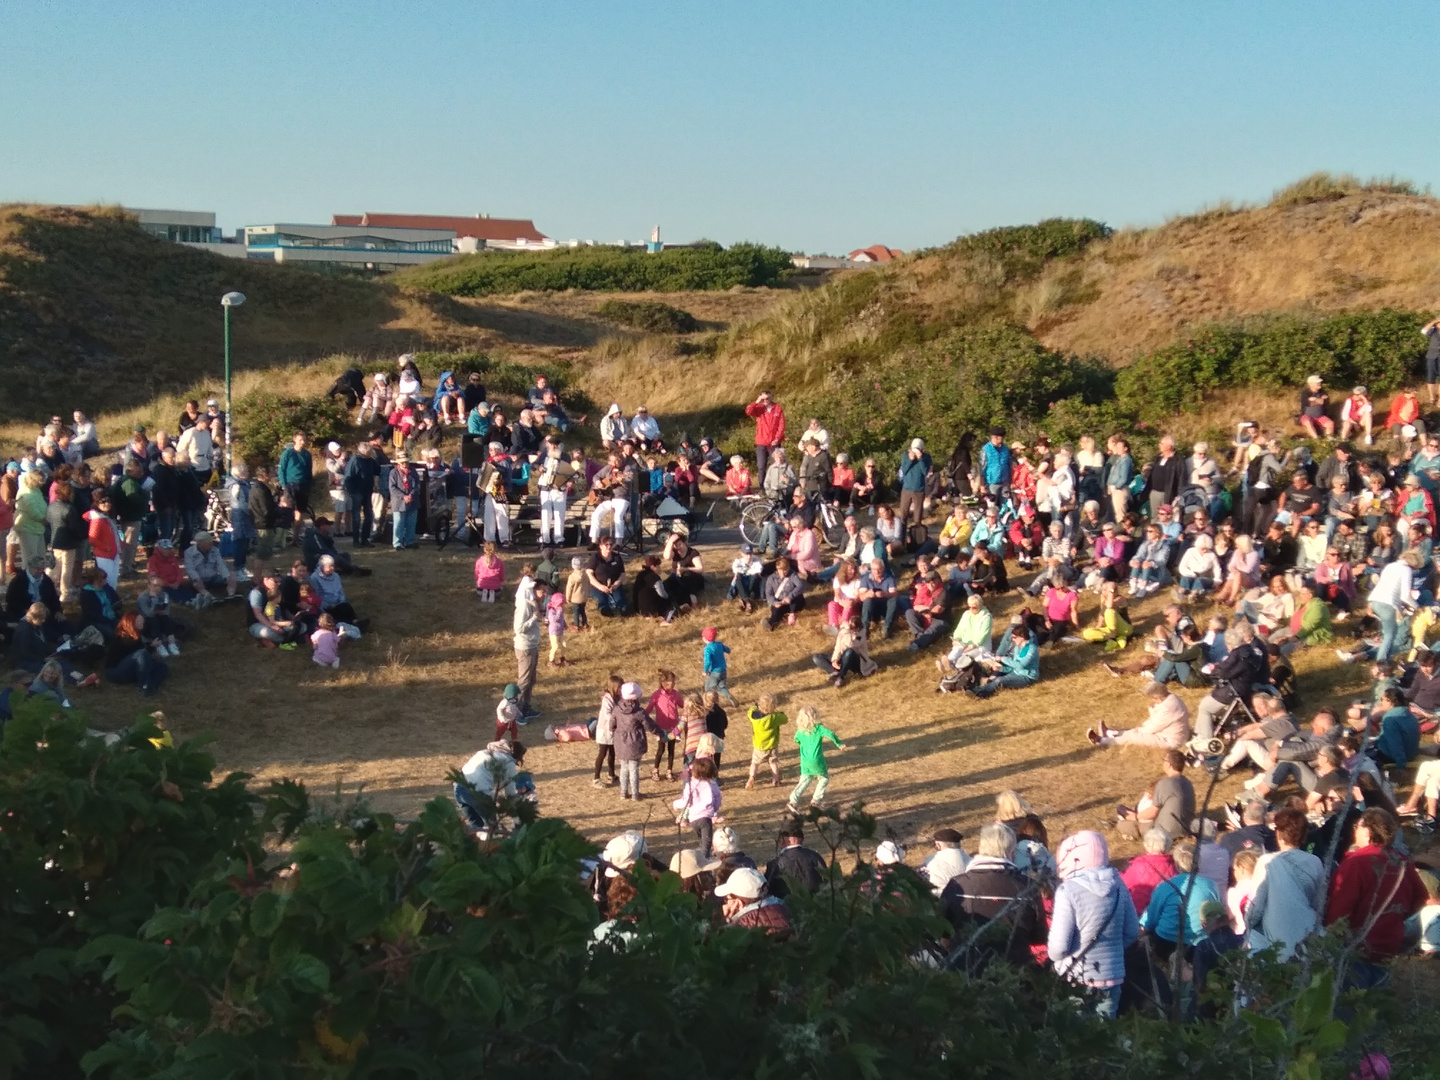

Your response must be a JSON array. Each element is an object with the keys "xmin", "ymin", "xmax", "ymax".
[
  {"xmin": 595, "ymin": 299, "xmax": 700, "ymax": 334},
  {"xmin": 397, "ymin": 242, "xmax": 793, "ymax": 296},
  {"xmin": 799, "ymin": 323, "xmax": 1095, "ymax": 465},
  {"xmin": 233, "ymin": 391, "xmax": 350, "ymax": 465},
  {"xmin": 0, "ymin": 697, "xmax": 261, "ymax": 1078},
  {"xmin": 1116, "ymin": 308, "xmax": 1431, "ymax": 422},
  {"xmin": 945, "ymin": 218, "xmax": 1112, "ymax": 282}
]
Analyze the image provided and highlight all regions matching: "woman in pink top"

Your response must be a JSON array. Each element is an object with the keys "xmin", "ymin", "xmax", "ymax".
[
  {"xmin": 786, "ymin": 516, "xmax": 821, "ymax": 578},
  {"xmin": 1041, "ymin": 581, "xmax": 1080, "ymax": 644}
]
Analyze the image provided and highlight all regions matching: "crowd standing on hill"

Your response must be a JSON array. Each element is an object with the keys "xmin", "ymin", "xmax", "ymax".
[{"xmin": 5, "ymin": 356, "xmax": 1440, "ymax": 1018}]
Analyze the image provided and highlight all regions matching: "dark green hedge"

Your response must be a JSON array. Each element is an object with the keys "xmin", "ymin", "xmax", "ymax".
[
  {"xmin": 400, "ymin": 243, "xmax": 793, "ymax": 296},
  {"xmin": 595, "ymin": 299, "xmax": 700, "ymax": 334},
  {"xmin": 1115, "ymin": 308, "xmax": 1432, "ymax": 422}
]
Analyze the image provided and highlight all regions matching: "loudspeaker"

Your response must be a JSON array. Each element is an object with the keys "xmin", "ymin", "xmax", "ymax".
[{"xmin": 461, "ymin": 435, "xmax": 487, "ymax": 468}]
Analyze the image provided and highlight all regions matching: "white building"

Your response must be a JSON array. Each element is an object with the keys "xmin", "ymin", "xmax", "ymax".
[{"xmin": 241, "ymin": 223, "xmax": 457, "ymax": 269}]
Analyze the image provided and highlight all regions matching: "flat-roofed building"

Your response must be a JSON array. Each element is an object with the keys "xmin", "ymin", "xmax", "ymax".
[
  {"xmin": 242, "ymin": 223, "xmax": 457, "ymax": 269},
  {"xmin": 129, "ymin": 208, "xmax": 221, "ymax": 244}
]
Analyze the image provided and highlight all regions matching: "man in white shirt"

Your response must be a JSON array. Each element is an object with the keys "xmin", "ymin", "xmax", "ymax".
[
  {"xmin": 177, "ymin": 417, "xmax": 216, "ymax": 481},
  {"xmin": 629, "ymin": 405, "xmax": 661, "ymax": 448}
]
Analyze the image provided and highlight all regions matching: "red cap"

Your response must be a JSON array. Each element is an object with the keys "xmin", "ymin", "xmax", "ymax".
[{"xmin": 701, "ymin": 627, "xmax": 717, "ymax": 642}]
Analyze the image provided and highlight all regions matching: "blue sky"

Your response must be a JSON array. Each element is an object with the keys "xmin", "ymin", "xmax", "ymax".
[{"xmin": 3, "ymin": 1, "xmax": 1437, "ymax": 253}]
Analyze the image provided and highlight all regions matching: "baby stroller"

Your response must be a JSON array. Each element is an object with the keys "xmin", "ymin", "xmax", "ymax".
[
  {"xmin": 1185, "ymin": 678, "xmax": 1264, "ymax": 761},
  {"xmin": 1172, "ymin": 484, "xmax": 1210, "ymax": 523}
]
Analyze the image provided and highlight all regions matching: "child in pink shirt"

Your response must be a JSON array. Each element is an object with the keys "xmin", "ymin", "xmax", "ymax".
[
  {"xmin": 310, "ymin": 613, "xmax": 342, "ymax": 669},
  {"xmin": 475, "ymin": 541, "xmax": 505, "ymax": 602},
  {"xmin": 647, "ymin": 669, "xmax": 685, "ymax": 781},
  {"xmin": 672, "ymin": 757, "xmax": 721, "ymax": 858}
]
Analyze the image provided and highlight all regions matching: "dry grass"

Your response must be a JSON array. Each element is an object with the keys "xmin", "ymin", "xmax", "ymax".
[
  {"xmin": 1039, "ymin": 192, "xmax": 1440, "ymax": 361},
  {"xmin": 60, "ymin": 496, "xmax": 1436, "ymax": 871}
]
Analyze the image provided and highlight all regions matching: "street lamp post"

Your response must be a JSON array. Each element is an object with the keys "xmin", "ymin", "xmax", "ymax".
[{"xmin": 220, "ymin": 291, "xmax": 246, "ymax": 479}]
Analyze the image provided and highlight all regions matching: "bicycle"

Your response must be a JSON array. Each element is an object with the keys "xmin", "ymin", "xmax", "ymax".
[{"xmin": 738, "ymin": 493, "xmax": 848, "ymax": 549}]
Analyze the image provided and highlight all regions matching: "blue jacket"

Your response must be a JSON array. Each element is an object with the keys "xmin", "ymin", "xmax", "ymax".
[
  {"xmin": 1048, "ymin": 867, "xmax": 1138, "ymax": 987},
  {"xmin": 898, "ymin": 452, "xmax": 932, "ymax": 492},
  {"xmin": 1103, "ymin": 453, "xmax": 1134, "ymax": 490},
  {"xmin": 980, "ymin": 442, "xmax": 1012, "ymax": 486},
  {"xmin": 1141, "ymin": 872, "xmax": 1221, "ymax": 946},
  {"xmin": 343, "ymin": 453, "xmax": 380, "ymax": 496},
  {"xmin": 432, "ymin": 370, "xmax": 457, "ymax": 412},
  {"xmin": 998, "ymin": 640, "xmax": 1038, "ymax": 682},
  {"xmin": 467, "ymin": 408, "xmax": 491, "ymax": 438},
  {"xmin": 1375, "ymin": 706, "xmax": 1421, "ymax": 767},
  {"xmin": 703, "ymin": 640, "xmax": 730, "ymax": 674}
]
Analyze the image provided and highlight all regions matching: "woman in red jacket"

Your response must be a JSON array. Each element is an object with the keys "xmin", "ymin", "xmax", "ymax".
[
  {"xmin": 86, "ymin": 491, "xmax": 122, "ymax": 589},
  {"xmin": 1325, "ymin": 809, "xmax": 1426, "ymax": 986}
]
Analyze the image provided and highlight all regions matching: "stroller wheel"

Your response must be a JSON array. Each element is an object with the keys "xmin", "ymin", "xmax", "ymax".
[{"xmin": 1203, "ymin": 737, "xmax": 1225, "ymax": 756}]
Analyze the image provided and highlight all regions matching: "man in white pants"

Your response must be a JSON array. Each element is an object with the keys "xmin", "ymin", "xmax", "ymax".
[
  {"xmin": 479, "ymin": 444, "xmax": 511, "ymax": 545},
  {"xmin": 1219, "ymin": 693, "xmax": 1298, "ymax": 772},
  {"xmin": 589, "ymin": 453, "xmax": 631, "ymax": 545},
  {"xmin": 536, "ymin": 438, "xmax": 573, "ymax": 547}
]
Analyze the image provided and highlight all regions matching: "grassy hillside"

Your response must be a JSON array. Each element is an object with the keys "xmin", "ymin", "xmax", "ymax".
[
  {"xmin": 6, "ymin": 176, "xmax": 1439, "ymax": 457},
  {"xmin": 0, "ymin": 204, "xmax": 509, "ymax": 422},
  {"xmin": 577, "ymin": 180, "xmax": 1440, "ymax": 458}
]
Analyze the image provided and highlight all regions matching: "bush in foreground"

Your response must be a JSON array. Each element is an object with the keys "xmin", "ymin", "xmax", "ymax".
[{"xmin": 3, "ymin": 696, "xmax": 1432, "ymax": 1079}]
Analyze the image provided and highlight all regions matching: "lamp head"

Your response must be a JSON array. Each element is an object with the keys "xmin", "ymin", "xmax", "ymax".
[{"xmin": 220, "ymin": 291, "xmax": 246, "ymax": 308}]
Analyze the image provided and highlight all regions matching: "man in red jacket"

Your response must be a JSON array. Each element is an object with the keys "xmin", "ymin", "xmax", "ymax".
[
  {"xmin": 1325, "ymin": 808, "xmax": 1426, "ymax": 986},
  {"xmin": 744, "ymin": 391, "xmax": 786, "ymax": 485}
]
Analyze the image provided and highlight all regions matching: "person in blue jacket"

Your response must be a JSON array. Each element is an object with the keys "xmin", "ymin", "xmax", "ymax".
[
  {"xmin": 897, "ymin": 437, "xmax": 932, "ymax": 528},
  {"xmin": 1373, "ymin": 686, "xmax": 1421, "ymax": 767},
  {"xmin": 343, "ymin": 442, "xmax": 380, "ymax": 547},
  {"xmin": 972, "ymin": 625, "xmax": 1038, "ymax": 697},
  {"xmin": 432, "ymin": 370, "xmax": 464, "ymax": 425},
  {"xmin": 1140, "ymin": 840, "xmax": 1221, "ymax": 961},
  {"xmin": 979, "ymin": 427, "xmax": 1012, "ymax": 497}
]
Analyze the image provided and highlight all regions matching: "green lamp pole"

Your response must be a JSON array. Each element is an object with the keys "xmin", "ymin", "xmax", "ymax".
[{"xmin": 220, "ymin": 291, "xmax": 246, "ymax": 479}]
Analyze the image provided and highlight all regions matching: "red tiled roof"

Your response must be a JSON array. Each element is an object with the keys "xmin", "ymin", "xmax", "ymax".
[
  {"xmin": 847, "ymin": 244, "xmax": 903, "ymax": 263},
  {"xmin": 330, "ymin": 213, "xmax": 549, "ymax": 243}
]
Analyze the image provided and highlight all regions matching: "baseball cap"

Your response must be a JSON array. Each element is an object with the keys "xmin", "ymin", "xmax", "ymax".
[
  {"xmin": 602, "ymin": 831, "xmax": 646, "ymax": 877},
  {"xmin": 875, "ymin": 840, "xmax": 904, "ymax": 865},
  {"xmin": 503, "ymin": 683, "xmax": 520, "ymax": 700},
  {"xmin": 713, "ymin": 866, "xmax": 766, "ymax": 899},
  {"xmin": 701, "ymin": 627, "xmax": 717, "ymax": 642}
]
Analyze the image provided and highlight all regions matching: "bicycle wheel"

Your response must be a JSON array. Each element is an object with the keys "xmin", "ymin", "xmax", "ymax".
[
  {"xmin": 739, "ymin": 501, "xmax": 773, "ymax": 546},
  {"xmin": 820, "ymin": 507, "xmax": 848, "ymax": 549}
]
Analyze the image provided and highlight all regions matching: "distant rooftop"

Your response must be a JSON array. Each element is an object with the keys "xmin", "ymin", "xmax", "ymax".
[{"xmin": 331, "ymin": 213, "xmax": 549, "ymax": 244}]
